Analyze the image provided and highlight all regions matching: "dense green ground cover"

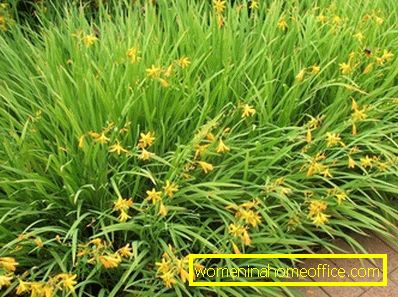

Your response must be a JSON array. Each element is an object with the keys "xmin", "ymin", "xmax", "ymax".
[{"xmin": 0, "ymin": 0, "xmax": 398, "ymax": 296}]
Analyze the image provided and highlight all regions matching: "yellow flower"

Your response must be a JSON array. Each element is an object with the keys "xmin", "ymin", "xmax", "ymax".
[
  {"xmin": 382, "ymin": 49, "xmax": 394, "ymax": 61},
  {"xmin": 348, "ymin": 156, "xmax": 356, "ymax": 169},
  {"xmin": 160, "ymin": 271, "xmax": 177, "ymax": 288},
  {"xmin": 363, "ymin": 63, "xmax": 373, "ymax": 74},
  {"xmin": 164, "ymin": 64, "xmax": 173, "ymax": 77},
  {"xmin": 158, "ymin": 202, "xmax": 168, "ymax": 217},
  {"xmin": 89, "ymin": 238, "xmax": 104, "ymax": 247},
  {"xmin": 176, "ymin": 56, "xmax": 191, "ymax": 68},
  {"xmin": 99, "ymin": 254, "xmax": 122, "ymax": 269},
  {"xmin": 146, "ymin": 188, "xmax": 162, "ymax": 204},
  {"xmin": 352, "ymin": 108, "xmax": 367, "ymax": 121},
  {"xmin": 228, "ymin": 223, "xmax": 245, "ymax": 237},
  {"xmin": 114, "ymin": 197, "xmax": 133, "ymax": 212},
  {"xmin": 42, "ymin": 285, "xmax": 55, "ymax": 297},
  {"xmin": 194, "ymin": 144, "xmax": 209, "ymax": 159},
  {"xmin": 0, "ymin": 274, "xmax": 13, "ymax": 289},
  {"xmin": 138, "ymin": 131, "xmax": 155, "ymax": 148},
  {"xmin": 287, "ymin": 216, "xmax": 300, "ymax": 231},
  {"xmin": 109, "ymin": 140, "xmax": 129, "ymax": 155},
  {"xmin": 308, "ymin": 115, "xmax": 324, "ymax": 129},
  {"xmin": 118, "ymin": 210, "xmax": 131, "ymax": 222},
  {"xmin": 198, "ymin": 161, "xmax": 214, "ymax": 174},
  {"xmin": 376, "ymin": 56, "xmax": 385, "ymax": 65},
  {"xmin": 34, "ymin": 237, "xmax": 44, "ymax": 248},
  {"xmin": 119, "ymin": 121, "xmax": 131, "ymax": 134},
  {"xmin": 320, "ymin": 166, "xmax": 332, "ymax": 178},
  {"xmin": 377, "ymin": 161, "xmax": 388, "ymax": 172},
  {"xmin": 241, "ymin": 104, "xmax": 256, "ymax": 118},
  {"xmin": 310, "ymin": 64, "xmax": 320, "ymax": 74},
  {"xmin": 228, "ymin": 224, "xmax": 251, "ymax": 246},
  {"xmin": 156, "ymin": 257, "xmax": 172, "ymax": 274},
  {"xmin": 16, "ymin": 279, "xmax": 30, "ymax": 295},
  {"xmin": 239, "ymin": 199, "xmax": 259, "ymax": 209},
  {"xmin": 176, "ymin": 257, "xmax": 190, "ymax": 283},
  {"xmin": 351, "ymin": 98, "xmax": 358, "ymax": 110},
  {"xmin": 360, "ymin": 155, "xmax": 373, "ymax": 168},
  {"xmin": 127, "ymin": 47, "xmax": 140, "ymax": 64},
  {"xmin": 216, "ymin": 139, "xmax": 230, "ymax": 153},
  {"xmin": 317, "ymin": 15, "xmax": 327, "ymax": 23},
  {"xmin": 78, "ymin": 135, "xmax": 85, "ymax": 148},
  {"xmin": 206, "ymin": 132, "xmax": 216, "ymax": 141},
  {"xmin": 236, "ymin": 209, "xmax": 261, "ymax": 227},
  {"xmin": 306, "ymin": 160, "xmax": 324, "ymax": 177},
  {"xmin": 138, "ymin": 148, "xmax": 153, "ymax": 160},
  {"xmin": 56, "ymin": 273, "xmax": 77, "ymax": 293},
  {"xmin": 30, "ymin": 282, "xmax": 46, "ymax": 297},
  {"xmin": 163, "ymin": 180, "xmax": 179, "ymax": 198},
  {"xmin": 350, "ymin": 146, "xmax": 360, "ymax": 154},
  {"xmin": 339, "ymin": 62, "xmax": 352, "ymax": 74},
  {"xmin": 277, "ymin": 17, "xmax": 288, "ymax": 31},
  {"xmin": 146, "ymin": 65, "xmax": 162, "ymax": 78},
  {"xmin": 217, "ymin": 14, "xmax": 225, "ymax": 28},
  {"xmin": 241, "ymin": 229, "xmax": 251, "ymax": 245},
  {"xmin": 103, "ymin": 121, "xmax": 115, "ymax": 132},
  {"xmin": 249, "ymin": 0, "xmax": 259, "ymax": 9},
  {"xmin": 308, "ymin": 200, "xmax": 328, "ymax": 217},
  {"xmin": 158, "ymin": 78, "xmax": 169, "ymax": 88},
  {"xmin": 117, "ymin": 244, "xmax": 134, "ymax": 258},
  {"xmin": 325, "ymin": 132, "xmax": 342, "ymax": 147},
  {"xmin": 82, "ymin": 34, "xmax": 98, "ymax": 47},
  {"xmin": 295, "ymin": 69, "xmax": 306, "ymax": 81},
  {"xmin": 312, "ymin": 212, "xmax": 330, "ymax": 226},
  {"xmin": 88, "ymin": 131, "xmax": 100, "ymax": 139},
  {"xmin": 335, "ymin": 191, "xmax": 348, "ymax": 205},
  {"xmin": 308, "ymin": 200, "xmax": 330, "ymax": 225},
  {"xmin": 278, "ymin": 187, "xmax": 293, "ymax": 195},
  {"xmin": 306, "ymin": 128, "xmax": 312, "ymax": 143},
  {"xmin": 353, "ymin": 32, "xmax": 364, "ymax": 42},
  {"xmin": 0, "ymin": 257, "xmax": 18, "ymax": 272},
  {"xmin": 374, "ymin": 16, "xmax": 384, "ymax": 25},
  {"xmin": 94, "ymin": 132, "xmax": 110, "ymax": 144},
  {"xmin": 115, "ymin": 204, "xmax": 131, "ymax": 221},
  {"xmin": 213, "ymin": 0, "xmax": 226, "ymax": 14},
  {"xmin": 231, "ymin": 241, "xmax": 241, "ymax": 254},
  {"xmin": 333, "ymin": 15, "xmax": 342, "ymax": 25}
]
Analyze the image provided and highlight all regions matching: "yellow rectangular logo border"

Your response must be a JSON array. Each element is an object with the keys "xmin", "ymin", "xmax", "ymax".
[{"xmin": 188, "ymin": 253, "xmax": 388, "ymax": 287}]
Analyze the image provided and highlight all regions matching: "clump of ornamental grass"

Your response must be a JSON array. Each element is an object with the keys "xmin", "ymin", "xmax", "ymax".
[{"xmin": 0, "ymin": 0, "xmax": 398, "ymax": 296}]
